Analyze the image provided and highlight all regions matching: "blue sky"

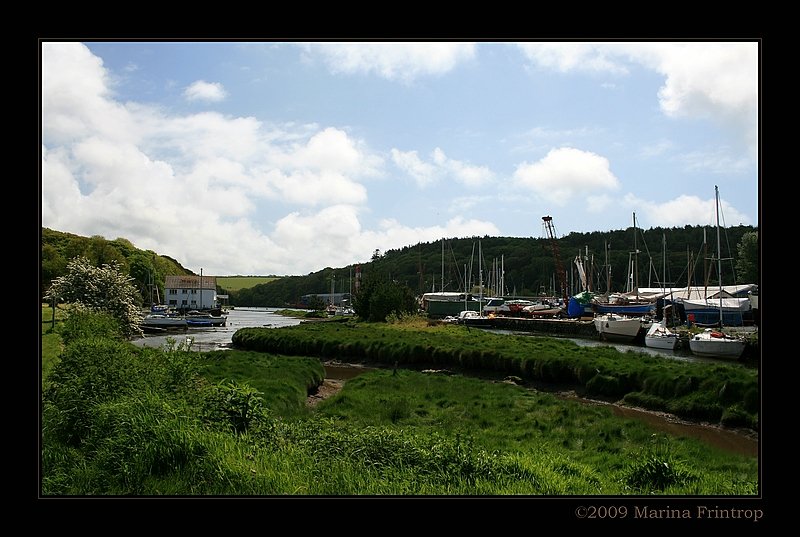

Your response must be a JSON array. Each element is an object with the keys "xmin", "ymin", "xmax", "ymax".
[{"xmin": 41, "ymin": 41, "xmax": 758, "ymax": 276}]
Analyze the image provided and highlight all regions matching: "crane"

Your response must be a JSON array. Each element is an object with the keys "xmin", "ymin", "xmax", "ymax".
[{"xmin": 542, "ymin": 216, "xmax": 568, "ymax": 302}]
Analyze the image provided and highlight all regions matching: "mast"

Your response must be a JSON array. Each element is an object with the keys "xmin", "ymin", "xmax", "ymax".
[
  {"xmin": 441, "ymin": 238, "xmax": 445, "ymax": 293},
  {"xmin": 633, "ymin": 212, "xmax": 639, "ymax": 300},
  {"xmin": 478, "ymin": 240, "xmax": 483, "ymax": 312},
  {"xmin": 605, "ymin": 240, "xmax": 611, "ymax": 295},
  {"xmin": 464, "ymin": 264, "xmax": 468, "ymax": 311},
  {"xmin": 715, "ymin": 185, "xmax": 723, "ymax": 327}
]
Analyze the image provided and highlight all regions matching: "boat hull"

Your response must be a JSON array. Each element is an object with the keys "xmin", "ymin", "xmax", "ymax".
[
  {"xmin": 689, "ymin": 333, "xmax": 745, "ymax": 359},
  {"xmin": 644, "ymin": 322, "xmax": 679, "ymax": 350},
  {"xmin": 593, "ymin": 314, "xmax": 648, "ymax": 343},
  {"xmin": 645, "ymin": 335, "xmax": 679, "ymax": 350},
  {"xmin": 142, "ymin": 315, "xmax": 187, "ymax": 328}
]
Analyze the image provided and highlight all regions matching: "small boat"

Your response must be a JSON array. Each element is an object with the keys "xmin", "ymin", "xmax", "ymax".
[
  {"xmin": 689, "ymin": 329, "xmax": 746, "ymax": 359},
  {"xmin": 141, "ymin": 314, "xmax": 187, "ymax": 328},
  {"xmin": 594, "ymin": 313, "xmax": 650, "ymax": 343},
  {"xmin": 644, "ymin": 320, "xmax": 679, "ymax": 350},
  {"xmin": 688, "ymin": 186, "xmax": 749, "ymax": 360},
  {"xmin": 185, "ymin": 310, "xmax": 227, "ymax": 326}
]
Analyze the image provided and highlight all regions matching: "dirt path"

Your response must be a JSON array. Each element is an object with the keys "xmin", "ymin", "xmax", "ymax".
[{"xmin": 306, "ymin": 378, "xmax": 345, "ymax": 407}]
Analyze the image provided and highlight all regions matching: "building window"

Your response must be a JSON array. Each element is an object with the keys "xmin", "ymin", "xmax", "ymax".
[
  {"xmin": 169, "ymin": 289, "xmax": 177, "ymax": 295},
  {"xmin": 169, "ymin": 299, "xmax": 177, "ymax": 305},
  {"xmin": 191, "ymin": 300, "xmax": 197, "ymax": 306},
  {"xmin": 182, "ymin": 300, "xmax": 188, "ymax": 305},
  {"xmin": 182, "ymin": 289, "xmax": 188, "ymax": 294},
  {"xmin": 191, "ymin": 289, "xmax": 197, "ymax": 294}
]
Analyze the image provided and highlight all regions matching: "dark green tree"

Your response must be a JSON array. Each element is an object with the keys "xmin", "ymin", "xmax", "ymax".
[
  {"xmin": 353, "ymin": 274, "xmax": 417, "ymax": 322},
  {"xmin": 41, "ymin": 243, "xmax": 67, "ymax": 298},
  {"xmin": 735, "ymin": 231, "xmax": 759, "ymax": 283}
]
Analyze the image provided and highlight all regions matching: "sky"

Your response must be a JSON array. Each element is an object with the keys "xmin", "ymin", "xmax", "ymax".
[{"xmin": 41, "ymin": 41, "xmax": 759, "ymax": 276}]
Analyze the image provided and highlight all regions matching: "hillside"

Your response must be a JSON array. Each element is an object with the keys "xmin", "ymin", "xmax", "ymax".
[
  {"xmin": 41, "ymin": 228, "xmax": 194, "ymax": 303},
  {"xmin": 231, "ymin": 224, "xmax": 758, "ymax": 307}
]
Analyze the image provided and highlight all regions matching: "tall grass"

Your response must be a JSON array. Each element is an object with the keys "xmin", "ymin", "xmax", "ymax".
[
  {"xmin": 232, "ymin": 321, "xmax": 759, "ymax": 428},
  {"xmin": 41, "ymin": 314, "xmax": 757, "ymax": 496}
]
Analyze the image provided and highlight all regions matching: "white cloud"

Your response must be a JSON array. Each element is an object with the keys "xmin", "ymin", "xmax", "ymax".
[
  {"xmin": 41, "ymin": 42, "xmax": 388, "ymax": 275},
  {"xmin": 300, "ymin": 42, "xmax": 476, "ymax": 83},
  {"xmin": 516, "ymin": 42, "xmax": 758, "ymax": 156},
  {"xmin": 517, "ymin": 43, "xmax": 630, "ymax": 74},
  {"xmin": 622, "ymin": 193, "xmax": 752, "ymax": 227},
  {"xmin": 513, "ymin": 147, "xmax": 620, "ymax": 205},
  {"xmin": 391, "ymin": 149, "xmax": 437, "ymax": 187},
  {"xmin": 183, "ymin": 80, "xmax": 228, "ymax": 102},
  {"xmin": 392, "ymin": 147, "xmax": 494, "ymax": 188}
]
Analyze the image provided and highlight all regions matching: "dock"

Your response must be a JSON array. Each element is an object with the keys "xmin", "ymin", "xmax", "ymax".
[{"xmin": 464, "ymin": 316, "xmax": 598, "ymax": 338}]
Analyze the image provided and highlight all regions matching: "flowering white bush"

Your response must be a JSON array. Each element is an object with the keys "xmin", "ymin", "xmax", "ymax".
[{"xmin": 46, "ymin": 256, "xmax": 144, "ymax": 338}]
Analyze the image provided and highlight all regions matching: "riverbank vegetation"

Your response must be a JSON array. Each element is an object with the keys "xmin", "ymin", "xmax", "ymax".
[
  {"xmin": 233, "ymin": 320, "xmax": 759, "ymax": 429},
  {"xmin": 41, "ymin": 311, "xmax": 757, "ymax": 495}
]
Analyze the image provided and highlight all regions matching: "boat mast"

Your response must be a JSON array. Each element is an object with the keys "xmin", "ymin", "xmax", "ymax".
[
  {"xmin": 441, "ymin": 238, "xmax": 445, "ymax": 293},
  {"xmin": 715, "ymin": 185, "xmax": 723, "ymax": 328},
  {"xmin": 633, "ymin": 212, "xmax": 639, "ymax": 300},
  {"xmin": 464, "ymin": 264, "xmax": 467, "ymax": 311},
  {"xmin": 478, "ymin": 240, "xmax": 483, "ymax": 312}
]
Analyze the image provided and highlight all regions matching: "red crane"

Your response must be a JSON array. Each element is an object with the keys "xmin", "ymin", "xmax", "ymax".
[{"xmin": 542, "ymin": 216, "xmax": 568, "ymax": 301}]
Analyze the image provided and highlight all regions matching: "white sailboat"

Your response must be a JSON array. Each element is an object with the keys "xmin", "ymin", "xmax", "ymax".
[
  {"xmin": 594, "ymin": 313, "xmax": 650, "ymax": 343},
  {"xmin": 688, "ymin": 186, "xmax": 746, "ymax": 360},
  {"xmin": 645, "ymin": 320, "xmax": 679, "ymax": 350}
]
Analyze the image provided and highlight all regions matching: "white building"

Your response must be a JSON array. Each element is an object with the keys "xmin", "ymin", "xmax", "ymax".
[{"xmin": 164, "ymin": 275, "xmax": 218, "ymax": 310}]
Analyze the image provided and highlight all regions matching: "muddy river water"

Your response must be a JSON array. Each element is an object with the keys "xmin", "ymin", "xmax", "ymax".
[{"xmin": 133, "ymin": 309, "xmax": 757, "ymax": 457}]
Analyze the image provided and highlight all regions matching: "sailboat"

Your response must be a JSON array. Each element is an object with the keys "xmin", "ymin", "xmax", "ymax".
[
  {"xmin": 645, "ymin": 319, "xmax": 679, "ymax": 350},
  {"xmin": 688, "ymin": 186, "xmax": 746, "ymax": 360}
]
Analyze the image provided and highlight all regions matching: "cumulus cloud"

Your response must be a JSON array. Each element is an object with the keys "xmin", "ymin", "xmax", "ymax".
[
  {"xmin": 41, "ymin": 42, "xmax": 390, "ymax": 275},
  {"xmin": 392, "ymin": 147, "xmax": 494, "ymax": 188},
  {"xmin": 513, "ymin": 147, "xmax": 620, "ymax": 205},
  {"xmin": 183, "ymin": 80, "xmax": 228, "ymax": 102},
  {"xmin": 622, "ymin": 193, "xmax": 752, "ymax": 228},
  {"xmin": 300, "ymin": 42, "xmax": 476, "ymax": 82},
  {"xmin": 516, "ymin": 42, "xmax": 758, "ymax": 156}
]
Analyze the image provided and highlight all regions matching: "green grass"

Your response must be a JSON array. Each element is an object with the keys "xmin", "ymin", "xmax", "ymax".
[
  {"xmin": 41, "ymin": 303, "xmax": 70, "ymax": 387},
  {"xmin": 232, "ymin": 320, "xmax": 759, "ymax": 428},
  {"xmin": 41, "ymin": 313, "xmax": 759, "ymax": 496},
  {"xmin": 216, "ymin": 276, "xmax": 280, "ymax": 292},
  {"xmin": 196, "ymin": 351, "xmax": 324, "ymax": 416},
  {"xmin": 314, "ymin": 369, "xmax": 757, "ymax": 494}
]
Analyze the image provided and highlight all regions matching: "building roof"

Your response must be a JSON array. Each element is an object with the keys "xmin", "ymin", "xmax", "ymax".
[{"xmin": 164, "ymin": 275, "xmax": 217, "ymax": 289}]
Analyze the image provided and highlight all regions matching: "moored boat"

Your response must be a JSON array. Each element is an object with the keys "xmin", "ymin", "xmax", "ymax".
[
  {"xmin": 593, "ymin": 313, "xmax": 650, "ymax": 343},
  {"xmin": 142, "ymin": 313, "xmax": 188, "ymax": 328},
  {"xmin": 689, "ymin": 329, "xmax": 745, "ymax": 359},
  {"xmin": 185, "ymin": 310, "xmax": 227, "ymax": 326},
  {"xmin": 688, "ymin": 186, "xmax": 750, "ymax": 360},
  {"xmin": 644, "ymin": 320, "xmax": 679, "ymax": 350}
]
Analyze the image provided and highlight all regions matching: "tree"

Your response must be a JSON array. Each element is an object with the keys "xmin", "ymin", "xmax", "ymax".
[
  {"xmin": 352, "ymin": 275, "xmax": 417, "ymax": 322},
  {"xmin": 41, "ymin": 243, "xmax": 67, "ymax": 298},
  {"xmin": 46, "ymin": 256, "xmax": 144, "ymax": 338},
  {"xmin": 735, "ymin": 231, "xmax": 759, "ymax": 283}
]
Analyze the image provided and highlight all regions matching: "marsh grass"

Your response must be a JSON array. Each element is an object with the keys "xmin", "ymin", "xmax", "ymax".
[
  {"xmin": 41, "ymin": 314, "xmax": 757, "ymax": 496},
  {"xmin": 233, "ymin": 321, "xmax": 758, "ymax": 428}
]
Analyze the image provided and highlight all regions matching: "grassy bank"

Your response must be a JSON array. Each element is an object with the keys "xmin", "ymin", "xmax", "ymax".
[
  {"xmin": 312, "ymin": 369, "xmax": 757, "ymax": 494},
  {"xmin": 41, "ymin": 312, "xmax": 757, "ymax": 495},
  {"xmin": 232, "ymin": 321, "xmax": 759, "ymax": 429}
]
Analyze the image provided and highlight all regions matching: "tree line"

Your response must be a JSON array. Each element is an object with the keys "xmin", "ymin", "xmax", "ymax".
[
  {"xmin": 230, "ymin": 224, "xmax": 758, "ymax": 308},
  {"xmin": 41, "ymin": 228, "xmax": 193, "ymax": 305}
]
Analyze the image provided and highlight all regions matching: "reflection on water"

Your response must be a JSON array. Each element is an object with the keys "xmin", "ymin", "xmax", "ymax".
[{"xmin": 131, "ymin": 307, "xmax": 303, "ymax": 352}]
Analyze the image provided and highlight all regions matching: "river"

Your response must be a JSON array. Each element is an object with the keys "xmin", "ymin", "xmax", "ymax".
[{"xmin": 131, "ymin": 307, "xmax": 303, "ymax": 352}]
